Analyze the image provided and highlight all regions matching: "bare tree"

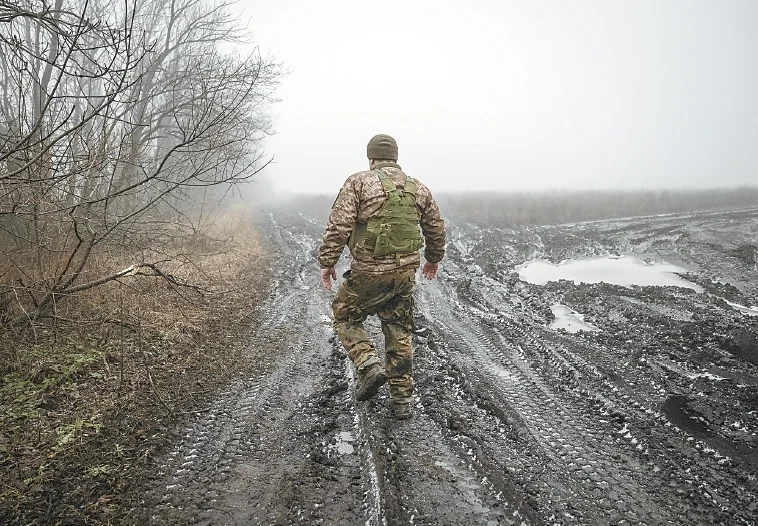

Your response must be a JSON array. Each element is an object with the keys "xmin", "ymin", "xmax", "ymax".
[{"xmin": 0, "ymin": 0, "xmax": 279, "ymax": 326}]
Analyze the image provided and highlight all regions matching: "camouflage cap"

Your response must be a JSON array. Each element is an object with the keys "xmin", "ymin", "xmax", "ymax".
[{"xmin": 367, "ymin": 134, "xmax": 398, "ymax": 160}]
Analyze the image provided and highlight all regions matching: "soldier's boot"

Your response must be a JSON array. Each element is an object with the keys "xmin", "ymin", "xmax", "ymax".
[
  {"xmin": 391, "ymin": 399, "xmax": 412, "ymax": 420},
  {"xmin": 356, "ymin": 363, "xmax": 388, "ymax": 401}
]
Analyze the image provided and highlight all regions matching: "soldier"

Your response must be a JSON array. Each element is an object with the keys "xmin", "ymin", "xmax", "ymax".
[{"xmin": 318, "ymin": 134, "xmax": 446, "ymax": 419}]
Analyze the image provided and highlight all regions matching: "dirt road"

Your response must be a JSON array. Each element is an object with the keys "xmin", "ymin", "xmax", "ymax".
[{"xmin": 140, "ymin": 206, "xmax": 758, "ymax": 525}]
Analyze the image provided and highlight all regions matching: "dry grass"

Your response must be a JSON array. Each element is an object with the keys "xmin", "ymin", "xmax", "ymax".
[{"xmin": 0, "ymin": 211, "xmax": 272, "ymax": 525}]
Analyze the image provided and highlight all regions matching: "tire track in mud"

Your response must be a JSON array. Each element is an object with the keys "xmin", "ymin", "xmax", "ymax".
[
  {"xmin": 263, "ymin": 211, "xmax": 536, "ymax": 525},
  {"xmin": 422, "ymin": 232, "xmax": 758, "ymax": 525},
  {"xmin": 498, "ymin": 290, "xmax": 757, "ymax": 521},
  {"xmin": 142, "ymin": 207, "xmax": 758, "ymax": 525},
  {"xmin": 142, "ymin": 210, "xmax": 527, "ymax": 525},
  {"xmin": 146, "ymin": 288, "xmax": 360, "ymax": 524},
  {"xmin": 413, "ymin": 210, "xmax": 756, "ymax": 524},
  {"xmin": 418, "ymin": 284, "xmax": 649, "ymax": 523},
  {"xmin": 415, "ymin": 277, "xmax": 757, "ymax": 525},
  {"xmin": 334, "ymin": 316, "xmax": 529, "ymax": 526},
  {"xmin": 142, "ymin": 213, "xmax": 377, "ymax": 525},
  {"xmin": 512, "ymin": 325, "xmax": 758, "ymax": 524}
]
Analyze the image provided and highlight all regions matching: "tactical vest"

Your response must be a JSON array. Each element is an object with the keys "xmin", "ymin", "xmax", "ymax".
[{"xmin": 349, "ymin": 170, "xmax": 425, "ymax": 263}]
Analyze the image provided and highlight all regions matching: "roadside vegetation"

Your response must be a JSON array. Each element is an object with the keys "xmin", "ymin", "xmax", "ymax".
[
  {"xmin": 1, "ymin": 0, "xmax": 278, "ymax": 523},
  {"xmin": 0, "ymin": 213, "xmax": 269, "ymax": 523}
]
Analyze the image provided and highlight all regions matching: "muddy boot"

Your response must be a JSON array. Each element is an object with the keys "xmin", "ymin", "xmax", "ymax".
[
  {"xmin": 391, "ymin": 400, "xmax": 412, "ymax": 420},
  {"xmin": 355, "ymin": 364, "xmax": 388, "ymax": 401}
]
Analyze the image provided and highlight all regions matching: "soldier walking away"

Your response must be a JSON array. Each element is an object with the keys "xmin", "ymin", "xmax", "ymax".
[{"xmin": 318, "ymin": 134, "xmax": 446, "ymax": 420}]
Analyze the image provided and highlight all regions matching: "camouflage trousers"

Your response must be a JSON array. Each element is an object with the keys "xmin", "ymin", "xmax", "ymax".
[{"xmin": 332, "ymin": 269, "xmax": 415, "ymax": 403}]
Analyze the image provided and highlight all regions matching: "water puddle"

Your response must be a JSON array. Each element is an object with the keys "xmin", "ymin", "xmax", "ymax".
[
  {"xmin": 661, "ymin": 395, "xmax": 714, "ymax": 437},
  {"xmin": 662, "ymin": 395, "xmax": 758, "ymax": 467},
  {"xmin": 550, "ymin": 304, "xmax": 599, "ymax": 333},
  {"xmin": 331, "ymin": 431, "xmax": 354, "ymax": 455},
  {"xmin": 453, "ymin": 239, "xmax": 471, "ymax": 256},
  {"xmin": 516, "ymin": 256, "xmax": 758, "ymax": 318},
  {"xmin": 516, "ymin": 255, "xmax": 703, "ymax": 292},
  {"xmin": 725, "ymin": 300, "xmax": 758, "ymax": 317},
  {"xmin": 490, "ymin": 363, "xmax": 518, "ymax": 382}
]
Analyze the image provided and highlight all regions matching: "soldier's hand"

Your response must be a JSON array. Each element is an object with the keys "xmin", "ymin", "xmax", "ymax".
[
  {"xmin": 422, "ymin": 262, "xmax": 439, "ymax": 279},
  {"xmin": 320, "ymin": 267, "xmax": 337, "ymax": 290}
]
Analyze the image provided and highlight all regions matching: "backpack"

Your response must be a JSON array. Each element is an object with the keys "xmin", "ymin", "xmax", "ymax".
[{"xmin": 350, "ymin": 170, "xmax": 425, "ymax": 262}]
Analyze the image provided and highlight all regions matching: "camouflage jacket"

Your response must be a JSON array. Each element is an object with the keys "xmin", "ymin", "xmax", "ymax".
[{"xmin": 318, "ymin": 162, "xmax": 446, "ymax": 274}]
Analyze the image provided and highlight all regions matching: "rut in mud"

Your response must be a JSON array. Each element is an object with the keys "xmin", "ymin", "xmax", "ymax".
[{"xmin": 139, "ymin": 206, "xmax": 758, "ymax": 525}]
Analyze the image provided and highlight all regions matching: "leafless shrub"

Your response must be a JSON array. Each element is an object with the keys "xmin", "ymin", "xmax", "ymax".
[
  {"xmin": 0, "ymin": 0, "xmax": 279, "ymax": 327},
  {"xmin": 0, "ymin": 209, "xmax": 270, "ymax": 523}
]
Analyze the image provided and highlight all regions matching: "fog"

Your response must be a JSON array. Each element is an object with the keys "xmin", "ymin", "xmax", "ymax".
[{"xmin": 239, "ymin": 0, "xmax": 757, "ymax": 194}]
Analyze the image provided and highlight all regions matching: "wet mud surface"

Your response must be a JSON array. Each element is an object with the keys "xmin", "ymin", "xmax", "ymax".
[{"xmin": 139, "ymin": 207, "xmax": 758, "ymax": 525}]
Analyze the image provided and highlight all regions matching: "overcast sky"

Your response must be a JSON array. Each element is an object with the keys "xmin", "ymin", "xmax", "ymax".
[{"xmin": 237, "ymin": 0, "xmax": 757, "ymax": 194}]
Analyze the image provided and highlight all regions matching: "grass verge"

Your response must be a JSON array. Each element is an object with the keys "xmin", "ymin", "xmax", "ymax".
[{"xmin": 0, "ymin": 213, "xmax": 271, "ymax": 525}]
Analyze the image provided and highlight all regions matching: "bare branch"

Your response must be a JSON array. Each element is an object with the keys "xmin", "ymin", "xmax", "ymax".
[{"xmin": 0, "ymin": 0, "xmax": 280, "ymax": 327}]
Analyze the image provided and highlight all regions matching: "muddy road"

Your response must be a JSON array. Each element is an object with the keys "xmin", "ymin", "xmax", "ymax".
[{"xmin": 140, "ymin": 206, "xmax": 758, "ymax": 525}]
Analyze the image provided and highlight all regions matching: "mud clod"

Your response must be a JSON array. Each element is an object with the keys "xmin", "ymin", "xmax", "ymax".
[{"xmin": 723, "ymin": 328, "xmax": 758, "ymax": 366}]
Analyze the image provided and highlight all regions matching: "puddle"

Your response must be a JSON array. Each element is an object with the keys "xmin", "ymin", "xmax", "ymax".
[
  {"xmin": 725, "ymin": 300, "xmax": 758, "ymax": 317},
  {"xmin": 516, "ymin": 256, "xmax": 758, "ymax": 319},
  {"xmin": 453, "ymin": 239, "xmax": 471, "ymax": 256},
  {"xmin": 516, "ymin": 255, "xmax": 703, "ymax": 292},
  {"xmin": 550, "ymin": 304, "xmax": 599, "ymax": 333},
  {"xmin": 661, "ymin": 395, "xmax": 714, "ymax": 437},
  {"xmin": 662, "ymin": 394, "xmax": 758, "ymax": 468},
  {"xmin": 490, "ymin": 363, "xmax": 518, "ymax": 382},
  {"xmin": 331, "ymin": 431, "xmax": 354, "ymax": 455}
]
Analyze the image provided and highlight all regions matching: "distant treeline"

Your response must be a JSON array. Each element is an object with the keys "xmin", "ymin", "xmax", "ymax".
[
  {"xmin": 275, "ymin": 186, "xmax": 758, "ymax": 227},
  {"xmin": 436, "ymin": 186, "xmax": 758, "ymax": 226}
]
